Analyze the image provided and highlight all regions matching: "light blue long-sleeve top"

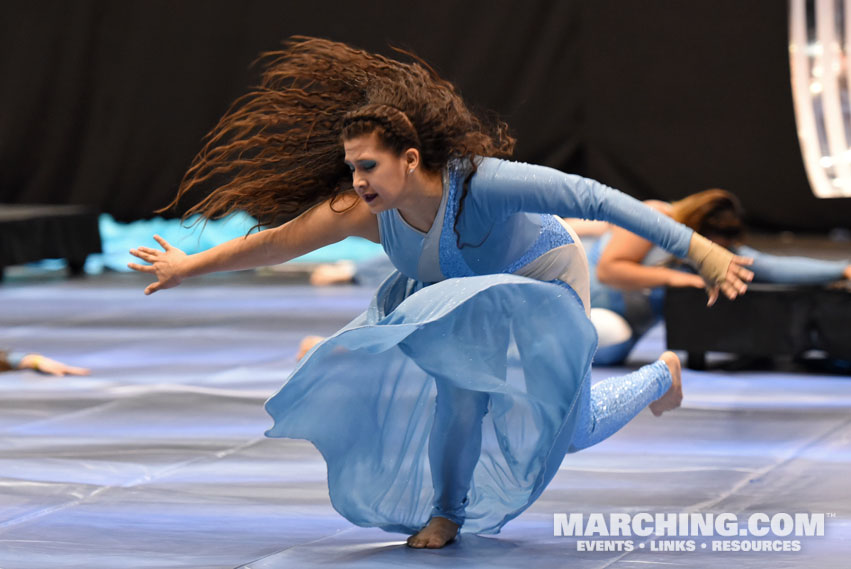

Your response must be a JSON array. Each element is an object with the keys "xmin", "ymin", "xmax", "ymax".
[
  {"xmin": 738, "ymin": 245, "xmax": 848, "ymax": 284},
  {"xmin": 378, "ymin": 157, "xmax": 693, "ymax": 285}
]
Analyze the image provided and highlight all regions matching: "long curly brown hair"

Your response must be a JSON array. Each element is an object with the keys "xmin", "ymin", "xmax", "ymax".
[{"xmin": 165, "ymin": 36, "xmax": 515, "ymax": 228}]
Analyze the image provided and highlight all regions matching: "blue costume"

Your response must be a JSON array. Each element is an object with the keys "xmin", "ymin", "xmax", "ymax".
[
  {"xmin": 588, "ymin": 233, "xmax": 850, "ymax": 365},
  {"xmin": 265, "ymin": 158, "xmax": 693, "ymax": 535}
]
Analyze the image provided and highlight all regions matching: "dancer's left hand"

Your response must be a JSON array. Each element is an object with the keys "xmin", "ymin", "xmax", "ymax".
[{"xmin": 705, "ymin": 254, "xmax": 754, "ymax": 306}]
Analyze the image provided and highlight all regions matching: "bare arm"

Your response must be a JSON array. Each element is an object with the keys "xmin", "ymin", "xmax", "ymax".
[
  {"xmin": 0, "ymin": 350, "xmax": 90, "ymax": 376},
  {"xmin": 563, "ymin": 218, "xmax": 611, "ymax": 238},
  {"xmin": 19, "ymin": 354, "xmax": 91, "ymax": 376},
  {"xmin": 596, "ymin": 202, "xmax": 705, "ymax": 291},
  {"xmin": 129, "ymin": 194, "xmax": 379, "ymax": 295},
  {"xmin": 596, "ymin": 200, "xmax": 754, "ymax": 305},
  {"xmin": 596, "ymin": 226, "xmax": 704, "ymax": 291}
]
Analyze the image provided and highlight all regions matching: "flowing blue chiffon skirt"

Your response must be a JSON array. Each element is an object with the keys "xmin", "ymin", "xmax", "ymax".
[{"xmin": 264, "ymin": 271, "xmax": 598, "ymax": 535}]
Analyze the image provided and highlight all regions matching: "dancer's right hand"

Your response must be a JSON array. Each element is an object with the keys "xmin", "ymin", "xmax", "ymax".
[{"xmin": 128, "ymin": 235, "xmax": 187, "ymax": 295}]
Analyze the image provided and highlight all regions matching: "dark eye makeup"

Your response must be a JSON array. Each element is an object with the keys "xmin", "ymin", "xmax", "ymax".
[{"xmin": 344, "ymin": 160, "xmax": 377, "ymax": 173}]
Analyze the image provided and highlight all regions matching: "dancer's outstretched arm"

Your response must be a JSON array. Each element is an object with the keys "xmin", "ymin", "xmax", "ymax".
[
  {"xmin": 735, "ymin": 245, "xmax": 851, "ymax": 284},
  {"xmin": 469, "ymin": 159, "xmax": 753, "ymax": 304},
  {"xmin": 596, "ymin": 222, "xmax": 706, "ymax": 291},
  {"xmin": 595, "ymin": 200, "xmax": 706, "ymax": 292},
  {"xmin": 128, "ymin": 194, "xmax": 378, "ymax": 295},
  {"xmin": 0, "ymin": 350, "xmax": 90, "ymax": 376}
]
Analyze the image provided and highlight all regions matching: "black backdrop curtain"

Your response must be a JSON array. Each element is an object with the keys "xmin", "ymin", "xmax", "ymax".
[{"xmin": 1, "ymin": 0, "xmax": 849, "ymax": 230}]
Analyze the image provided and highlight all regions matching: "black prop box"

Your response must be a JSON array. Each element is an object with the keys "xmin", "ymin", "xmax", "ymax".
[{"xmin": 665, "ymin": 284, "xmax": 851, "ymax": 369}]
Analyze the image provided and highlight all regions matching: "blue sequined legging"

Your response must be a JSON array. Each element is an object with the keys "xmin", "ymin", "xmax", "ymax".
[{"xmin": 427, "ymin": 359, "xmax": 671, "ymax": 526}]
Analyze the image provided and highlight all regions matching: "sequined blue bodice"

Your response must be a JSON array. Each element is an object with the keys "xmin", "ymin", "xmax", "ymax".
[
  {"xmin": 378, "ymin": 161, "xmax": 572, "ymax": 282},
  {"xmin": 377, "ymin": 157, "xmax": 694, "ymax": 284}
]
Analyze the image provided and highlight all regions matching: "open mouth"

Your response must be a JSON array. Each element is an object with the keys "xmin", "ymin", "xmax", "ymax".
[{"xmin": 362, "ymin": 193, "xmax": 378, "ymax": 203}]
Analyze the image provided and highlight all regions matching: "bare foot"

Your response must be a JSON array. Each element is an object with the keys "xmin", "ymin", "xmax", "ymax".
[
  {"xmin": 406, "ymin": 517, "xmax": 459, "ymax": 549},
  {"xmin": 649, "ymin": 351, "xmax": 682, "ymax": 417},
  {"xmin": 296, "ymin": 336, "xmax": 324, "ymax": 360}
]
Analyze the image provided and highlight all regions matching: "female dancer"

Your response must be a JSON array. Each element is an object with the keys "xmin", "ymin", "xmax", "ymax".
[
  {"xmin": 128, "ymin": 37, "xmax": 753, "ymax": 548},
  {"xmin": 591, "ymin": 189, "xmax": 851, "ymax": 365}
]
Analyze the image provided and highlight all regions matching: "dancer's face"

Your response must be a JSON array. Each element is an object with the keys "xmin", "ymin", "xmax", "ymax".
[{"xmin": 343, "ymin": 132, "xmax": 414, "ymax": 212}]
